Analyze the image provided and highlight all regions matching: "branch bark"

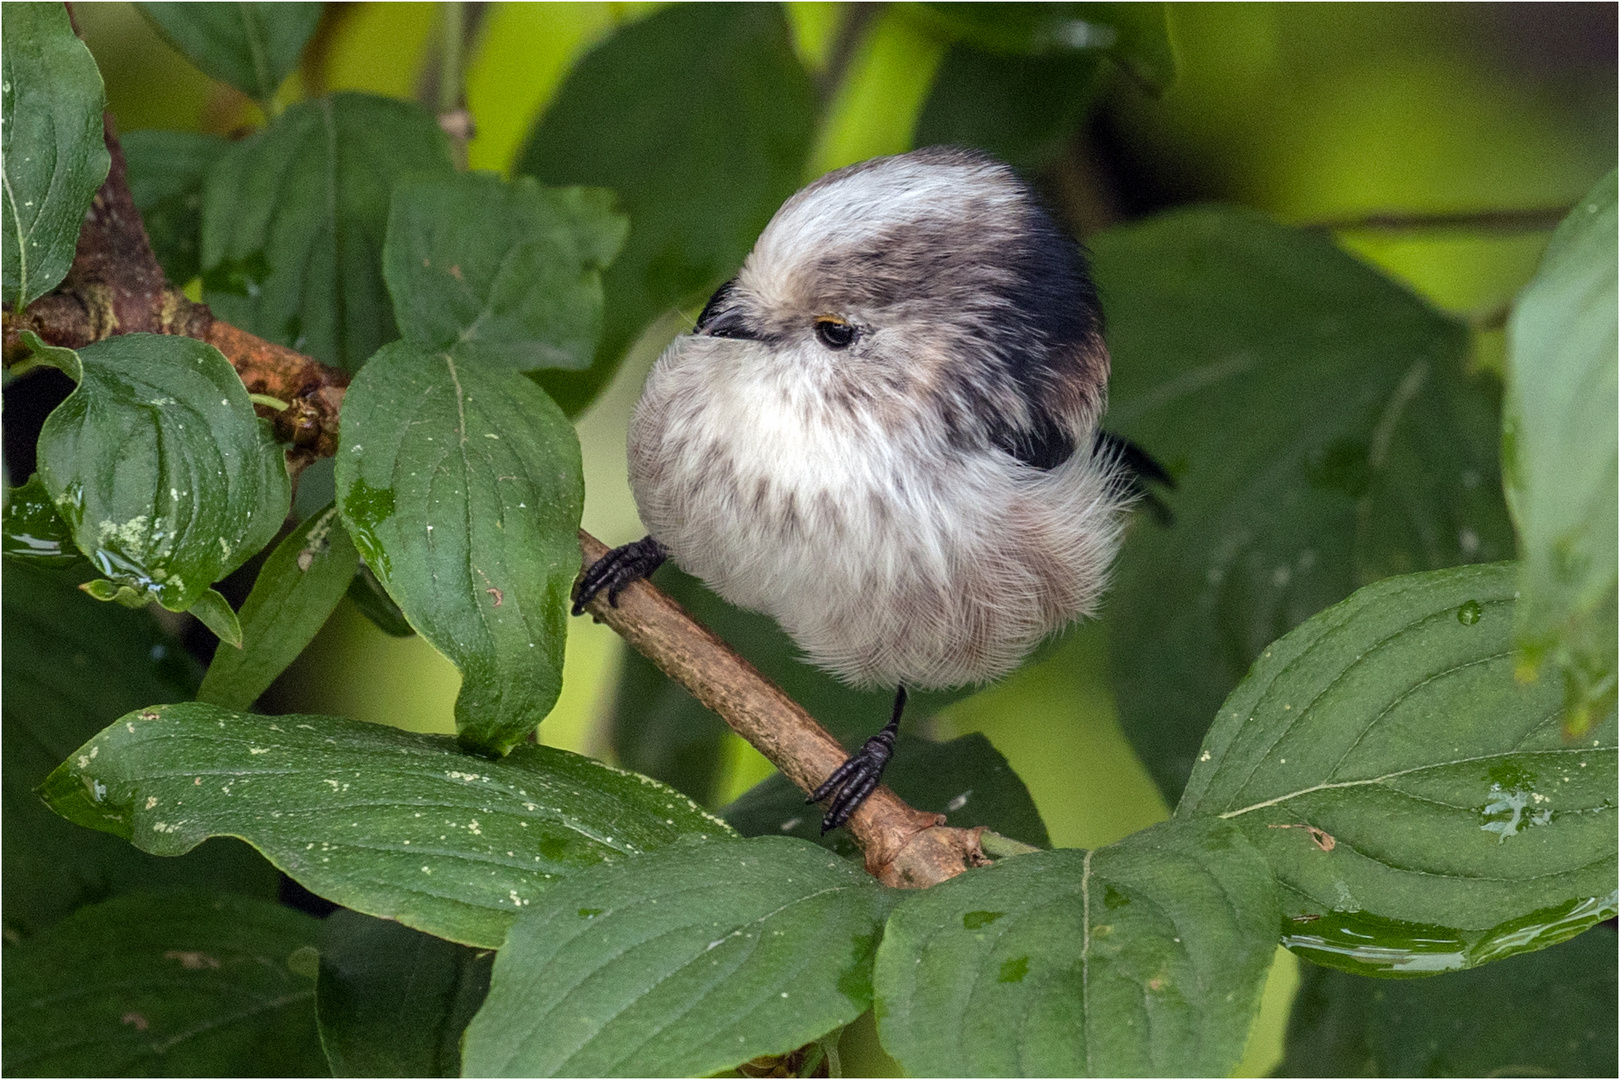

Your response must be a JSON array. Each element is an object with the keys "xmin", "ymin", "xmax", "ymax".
[{"xmin": 2, "ymin": 107, "xmax": 986, "ymax": 889}]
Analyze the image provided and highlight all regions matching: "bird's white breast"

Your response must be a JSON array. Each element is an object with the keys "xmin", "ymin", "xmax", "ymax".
[{"xmin": 627, "ymin": 335, "xmax": 1122, "ymax": 690}]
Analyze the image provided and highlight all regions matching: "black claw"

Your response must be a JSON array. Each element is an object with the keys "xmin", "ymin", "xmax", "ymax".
[
  {"xmin": 808, "ymin": 686, "xmax": 908, "ymax": 833},
  {"xmin": 572, "ymin": 536, "xmax": 668, "ymax": 616}
]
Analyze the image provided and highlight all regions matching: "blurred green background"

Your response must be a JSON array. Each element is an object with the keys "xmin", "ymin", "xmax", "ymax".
[{"xmin": 73, "ymin": 3, "xmax": 1615, "ymax": 1074}]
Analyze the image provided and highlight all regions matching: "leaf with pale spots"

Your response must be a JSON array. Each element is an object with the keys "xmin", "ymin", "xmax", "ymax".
[
  {"xmin": 1179, "ymin": 563, "xmax": 1618, "ymax": 976},
  {"xmin": 26, "ymin": 333, "xmax": 291, "ymax": 624},
  {"xmin": 39, "ymin": 704, "xmax": 735, "ymax": 949},
  {"xmin": 461, "ymin": 836, "xmax": 893, "ymax": 1078},
  {"xmin": 335, "ymin": 342, "xmax": 585, "ymax": 755},
  {"xmin": 873, "ymin": 817, "xmax": 1280, "ymax": 1077}
]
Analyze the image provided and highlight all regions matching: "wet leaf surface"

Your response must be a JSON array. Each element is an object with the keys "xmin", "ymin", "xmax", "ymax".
[
  {"xmin": 462, "ymin": 836, "xmax": 892, "ymax": 1078},
  {"xmin": 874, "ymin": 817, "xmax": 1279, "ymax": 1077},
  {"xmin": 1278, "ymin": 923, "xmax": 1617, "ymax": 1077},
  {"xmin": 335, "ymin": 342, "xmax": 584, "ymax": 755},
  {"xmin": 1179, "ymin": 563, "xmax": 1618, "ymax": 975},
  {"xmin": 2, "ymin": 890, "xmax": 326, "ymax": 1077},
  {"xmin": 40, "ymin": 703, "xmax": 735, "ymax": 949},
  {"xmin": 2, "ymin": 1, "xmax": 110, "ymax": 309},
  {"xmin": 1504, "ymin": 169, "xmax": 1618, "ymax": 736},
  {"xmin": 29, "ymin": 333, "xmax": 291, "ymax": 617}
]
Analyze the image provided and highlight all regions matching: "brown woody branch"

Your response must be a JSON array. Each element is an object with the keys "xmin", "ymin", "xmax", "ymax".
[
  {"xmin": 2, "ymin": 110, "xmax": 986, "ymax": 889},
  {"xmin": 2, "ymin": 117, "xmax": 349, "ymax": 466}
]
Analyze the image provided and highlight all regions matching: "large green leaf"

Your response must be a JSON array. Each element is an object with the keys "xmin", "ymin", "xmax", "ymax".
[
  {"xmin": 2, "ymin": 563, "xmax": 278, "ymax": 940},
  {"xmin": 383, "ymin": 171, "xmax": 628, "ymax": 372},
  {"xmin": 335, "ymin": 342, "xmax": 584, "ymax": 755},
  {"xmin": 1504, "ymin": 169, "xmax": 1619, "ymax": 737},
  {"xmin": 28, "ymin": 333, "xmax": 291, "ymax": 621},
  {"xmin": 910, "ymin": 2, "xmax": 1175, "ymax": 89},
  {"xmin": 2, "ymin": 891, "xmax": 326, "ymax": 1077},
  {"xmin": 515, "ymin": 3, "xmax": 816, "ymax": 415},
  {"xmin": 122, "ymin": 129, "xmax": 227, "ymax": 285},
  {"xmin": 461, "ymin": 836, "xmax": 892, "ymax": 1078},
  {"xmin": 724, "ymin": 732, "xmax": 1051, "ymax": 857},
  {"xmin": 201, "ymin": 93, "xmax": 453, "ymax": 371},
  {"xmin": 1278, "ymin": 924, "xmax": 1617, "ymax": 1077},
  {"xmin": 1179, "ymin": 563, "xmax": 1618, "ymax": 975},
  {"xmin": 873, "ymin": 817, "xmax": 1280, "ymax": 1077},
  {"xmin": 138, "ymin": 2, "xmax": 322, "ymax": 105},
  {"xmin": 2, "ymin": 1, "xmax": 110, "ymax": 309},
  {"xmin": 316, "ymin": 909, "xmax": 492, "ymax": 1078},
  {"xmin": 40, "ymin": 703, "xmax": 733, "ymax": 949},
  {"xmin": 611, "ymin": 565, "xmax": 987, "ymax": 805},
  {"xmin": 1095, "ymin": 207, "xmax": 1515, "ymax": 800},
  {"xmin": 198, "ymin": 502, "xmax": 359, "ymax": 710},
  {"xmin": 911, "ymin": 3, "xmax": 1174, "ymax": 170}
]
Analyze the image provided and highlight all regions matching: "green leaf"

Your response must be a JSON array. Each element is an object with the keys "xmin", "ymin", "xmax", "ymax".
[
  {"xmin": 910, "ymin": 3, "xmax": 1176, "ymax": 90},
  {"xmin": 335, "ymin": 342, "xmax": 584, "ymax": 755},
  {"xmin": 461, "ymin": 836, "xmax": 892, "ymax": 1078},
  {"xmin": 198, "ymin": 503, "xmax": 359, "ymax": 709},
  {"xmin": 2, "ymin": 890, "xmax": 326, "ymax": 1077},
  {"xmin": 2, "ymin": 563, "xmax": 279, "ymax": 940},
  {"xmin": 913, "ymin": 47, "xmax": 1104, "ymax": 172},
  {"xmin": 612, "ymin": 565, "xmax": 984, "ymax": 804},
  {"xmin": 1504, "ymin": 169, "xmax": 1619, "ymax": 737},
  {"xmin": 40, "ymin": 703, "xmax": 733, "ymax": 949},
  {"xmin": 383, "ymin": 171, "xmax": 628, "ymax": 372},
  {"xmin": 724, "ymin": 732, "xmax": 1051, "ymax": 857},
  {"xmin": 1277, "ymin": 924, "xmax": 1617, "ymax": 1077},
  {"xmin": 3, "ymin": 472, "xmax": 81, "ymax": 565},
  {"xmin": 201, "ymin": 93, "xmax": 454, "ymax": 371},
  {"xmin": 1095, "ymin": 207, "xmax": 1515, "ymax": 800},
  {"xmin": 346, "ymin": 562, "xmax": 415, "ymax": 637},
  {"xmin": 911, "ymin": 3, "xmax": 1175, "ymax": 169},
  {"xmin": 515, "ymin": 3, "xmax": 816, "ymax": 415},
  {"xmin": 873, "ymin": 816, "xmax": 1280, "ymax": 1077},
  {"xmin": 1179, "ymin": 563, "xmax": 1618, "ymax": 975},
  {"xmin": 137, "ymin": 2, "xmax": 322, "ymax": 105},
  {"xmin": 29, "ymin": 333, "xmax": 291, "ymax": 620},
  {"xmin": 122, "ymin": 129, "xmax": 228, "ymax": 285},
  {"xmin": 2, "ymin": 1, "xmax": 111, "ymax": 309},
  {"xmin": 316, "ymin": 909, "xmax": 493, "ymax": 1078}
]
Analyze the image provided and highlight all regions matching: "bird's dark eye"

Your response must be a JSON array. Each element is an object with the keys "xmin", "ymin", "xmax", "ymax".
[{"xmin": 814, "ymin": 317, "xmax": 856, "ymax": 350}]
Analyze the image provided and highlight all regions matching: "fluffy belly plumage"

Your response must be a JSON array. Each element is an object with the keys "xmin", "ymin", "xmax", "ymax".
[{"xmin": 627, "ymin": 347, "xmax": 1122, "ymax": 690}]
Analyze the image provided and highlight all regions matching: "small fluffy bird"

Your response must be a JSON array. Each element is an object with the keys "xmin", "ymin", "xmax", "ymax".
[{"xmin": 576, "ymin": 147, "xmax": 1134, "ymax": 831}]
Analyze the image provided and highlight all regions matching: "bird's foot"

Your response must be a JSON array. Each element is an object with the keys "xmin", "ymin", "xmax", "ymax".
[
  {"xmin": 809, "ymin": 733, "xmax": 895, "ymax": 834},
  {"xmin": 572, "ymin": 536, "xmax": 668, "ymax": 615}
]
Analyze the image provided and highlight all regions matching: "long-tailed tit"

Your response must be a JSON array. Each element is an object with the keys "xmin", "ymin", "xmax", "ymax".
[{"xmin": 575, "ymin": 147, "xmax": 1138, "ymax": 832}]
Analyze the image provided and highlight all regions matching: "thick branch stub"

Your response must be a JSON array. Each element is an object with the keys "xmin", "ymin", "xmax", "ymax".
[{"xmin": 576, "ymin": 530, "xmax": 988, "ymax": 888}]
